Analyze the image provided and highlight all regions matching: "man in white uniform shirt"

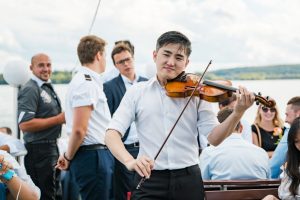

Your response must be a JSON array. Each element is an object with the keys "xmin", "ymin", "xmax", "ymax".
[
  {"xmin": 105, "ymin": 31, "xmax": 255, "ymax": 200},
  {"xmin": 56, "ymin": 35, "xmax": 114, "ymax": 200}
]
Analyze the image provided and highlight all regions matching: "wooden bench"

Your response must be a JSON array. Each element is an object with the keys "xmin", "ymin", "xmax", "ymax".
[{"xmin": 204, "ymin": 179, "xmax": 281, "ymax": 200}]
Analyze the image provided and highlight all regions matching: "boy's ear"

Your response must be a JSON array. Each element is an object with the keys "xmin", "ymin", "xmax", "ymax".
[{"xmin": 153, "ymin": 50, "xmax": 157, "ymax": 62}]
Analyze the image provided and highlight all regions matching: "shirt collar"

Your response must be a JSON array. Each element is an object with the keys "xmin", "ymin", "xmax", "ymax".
[
  {"xmin": 31, "ymin": 75, "xmax": 51, "ymax": 87},
  {"xmin": 121, "ymin": 74, "xmax": 139, "ymax": 85},
  {"xmin": 148, "ymin": 75, "xmax": 162, "ymax": 87},
  {"xmin": 78, "ymin": 66, "xmax": 103, "ymax": 84}
]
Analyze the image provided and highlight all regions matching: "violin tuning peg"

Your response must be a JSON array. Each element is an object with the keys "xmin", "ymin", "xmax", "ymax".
[
  {"xmin": 256, "ymin": 101, "xmax": 259, "ymax": 106},
  {"xmin": 266, "ymin": 96, "xmax": 269, "ymax": 100},
  {"xmin": 258, "ymin": 92, "xmax": 261, "ymax": 96}
]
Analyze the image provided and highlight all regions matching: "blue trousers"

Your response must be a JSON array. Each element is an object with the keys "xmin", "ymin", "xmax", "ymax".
[
  {"xmin": 61, "ymin": 170, "xmax": 80, "ymax": 200},
  {"xmin": 70, "ymin": 148, "xmax": 114, "ymax": 200}
]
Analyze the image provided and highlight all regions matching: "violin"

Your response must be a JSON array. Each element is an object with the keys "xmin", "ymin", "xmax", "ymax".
[
  {"xmin": 136, "ymin": 61, "xmax": 273, "ymax": 190},
  {"xmin": 165, "ymin": 73, "xmax": 275, "ymax": 108}
]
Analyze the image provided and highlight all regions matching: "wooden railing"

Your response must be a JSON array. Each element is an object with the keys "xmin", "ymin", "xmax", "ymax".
[{"xmin": 204, "ymin": 179, "xmax": 281, "ymax": 200}]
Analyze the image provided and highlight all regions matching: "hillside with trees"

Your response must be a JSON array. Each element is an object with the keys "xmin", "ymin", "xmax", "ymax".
[
  {"xmin": 201, "ymin": 64, "xmax": 300, "ymax": 80},
  {"xmin": 1, "ymin": 64, "xmax": 300, "ymax": 85},
  {"xmin": 0, "ymin": 71, "xmax": 72, "ymax": 85}
]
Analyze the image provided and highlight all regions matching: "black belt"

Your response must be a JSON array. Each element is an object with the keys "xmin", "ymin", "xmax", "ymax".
[
  {"xmin": 124, "ymin": 142, "xmax": 139, "ymax": 148},
  {"xmin": 78, "ymin": 144, "xmax": 107, "ymax": 152},
  {"xmin": 152, "ymin": 164, "xmax": 200, "ymax": 176},
  {"xmin": 26, "ymin": 140, "xmax": 57, "ymax": 145}
]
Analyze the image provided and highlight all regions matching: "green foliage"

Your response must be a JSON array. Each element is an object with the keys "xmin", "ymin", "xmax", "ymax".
[
  {"xmin": 0, "ymin": 71, "xmax": 73, "ymax": 85},
  {"xmin": 195, "ymin": 64, "xmax": 300, "ymax": 80},
  {"xmin": 1, "ymin": 64, "xmax": 300, "ymax": 84},
  {"xmin": 51, "ymin": 71, "xmax": 72, "ymax": 84}
]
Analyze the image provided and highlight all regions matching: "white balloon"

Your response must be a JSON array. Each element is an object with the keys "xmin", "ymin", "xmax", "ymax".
[{"xmin": 3, "ymin": 59, "xmax": 30, "ymax": 87}]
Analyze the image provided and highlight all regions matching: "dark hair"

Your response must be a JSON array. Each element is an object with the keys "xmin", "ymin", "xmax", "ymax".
[
  {"xmin": 77, "ymin": 35, "xmax": 106, "ymax": 65},
  {"xmin": 286, "ymin": 117, "xmax": 300, "ymax": 196},
  {"xmin": 111, "ymin": 41, "xmax": 134, "ymax": 65},
  {"xmin": 0, "ymin": 127, "xmax": 12, "ymax": 135},
  {"xmin": 217, "ymin": 108, "xmax": 240, "ymax": 131},
  {"xmin": 287, "ymin": 96, "xmax": 300, "ymax": 112},
  {"xmin": 114, "ymin": 40, "xmax": 135, "ymax": 55},
  {"xmin": 156, "ymin": 31, "xmax": 192, "ymax": 57},
  {"xmin": 218, "ymin": 94, "xmax": 237, "ymax": 108}
]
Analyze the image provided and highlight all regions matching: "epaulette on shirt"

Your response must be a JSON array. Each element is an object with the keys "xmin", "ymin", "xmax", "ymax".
[{"xmin": 84, "ymin": 74, "xmax": 92, "ymax": 81}]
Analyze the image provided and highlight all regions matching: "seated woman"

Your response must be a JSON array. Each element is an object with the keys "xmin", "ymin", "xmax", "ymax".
[
  {"xmin": 0, "ymin": 150, "xmax": 40, "ymax": 200},
  {"xmin": 263, "ymin": 117, "xmax": 300, "ymax": 200},
  {"xmin": 252, "ymin": 98, "xmax": 284, "ymax": 158}
]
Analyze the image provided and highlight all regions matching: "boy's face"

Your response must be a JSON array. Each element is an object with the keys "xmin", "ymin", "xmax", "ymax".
[
  {"xmin": 113, "ymin": 50, "xmax": 135, "ymax": 78},
  {"xmin": 153, "ymin": 43, "xmax": 189, "ymax": 85}
]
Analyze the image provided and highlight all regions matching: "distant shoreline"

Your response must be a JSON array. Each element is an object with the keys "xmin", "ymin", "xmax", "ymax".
[{"xmin": 1, "ymin": 64, "xmax": 300, "ymax": 84}]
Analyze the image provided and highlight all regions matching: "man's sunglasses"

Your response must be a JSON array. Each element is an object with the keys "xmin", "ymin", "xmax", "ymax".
[{"xmin": 261, "ymin": 106, "xmax": 276, "ymax": 113}]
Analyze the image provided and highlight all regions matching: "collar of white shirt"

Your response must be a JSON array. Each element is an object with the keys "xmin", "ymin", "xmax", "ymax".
[
  {"xmin": 31, "ymin": 75, "xmax": 51, "ymax": 87},
  {"xmin": 121, "ymin": 74, "xmax": 139, "ymax": 85}
]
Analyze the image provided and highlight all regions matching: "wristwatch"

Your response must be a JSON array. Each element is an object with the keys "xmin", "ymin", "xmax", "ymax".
[{"xmin": 1, "ymin": 170, "xmax": 16, "ymax": 182}]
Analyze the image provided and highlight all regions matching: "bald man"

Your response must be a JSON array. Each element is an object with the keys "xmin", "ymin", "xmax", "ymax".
[{"xmin": 18, "ymin": 53, "xmax": 65, "ymax": 200}]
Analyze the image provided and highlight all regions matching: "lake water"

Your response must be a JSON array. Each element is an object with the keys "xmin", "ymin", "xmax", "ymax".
[{"xmin": 1, "ymin": 79, "xmax": 299, "ymax": 137}]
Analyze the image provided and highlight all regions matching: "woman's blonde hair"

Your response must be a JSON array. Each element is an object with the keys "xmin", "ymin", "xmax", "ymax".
[{"xmin": 254, "ymin": 98, "xmax": 284, "ymax": 127}]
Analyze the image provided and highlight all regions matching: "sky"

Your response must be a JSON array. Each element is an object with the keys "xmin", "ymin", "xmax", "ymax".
[{"xmin": 1, "ymin": 0, "xmax": 300, "ymax": 77}]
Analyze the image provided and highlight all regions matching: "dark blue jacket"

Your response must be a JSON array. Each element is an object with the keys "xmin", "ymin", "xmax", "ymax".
[{"xmin": 103, "ymin": 74, "xmax": 148, "ymax": 141}]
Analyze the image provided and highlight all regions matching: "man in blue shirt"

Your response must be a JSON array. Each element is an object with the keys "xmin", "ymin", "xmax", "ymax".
[
  {"xmin": 200, "ymin": 108, "xmax": 270, "ymax": 180},
  {"xmin": 270, "ymin": 96, "xmax": 300, "ymax": 178}
]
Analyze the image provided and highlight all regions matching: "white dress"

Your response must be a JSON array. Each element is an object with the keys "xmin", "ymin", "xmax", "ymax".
[{"xmin": 278, "ymin": 168, "xmax": 300, "ymax": 200}]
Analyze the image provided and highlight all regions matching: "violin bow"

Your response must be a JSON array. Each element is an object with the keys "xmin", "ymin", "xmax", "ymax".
[{"xmin": 136, "ymin": 60, "xmax": 212, "ymax": 189}]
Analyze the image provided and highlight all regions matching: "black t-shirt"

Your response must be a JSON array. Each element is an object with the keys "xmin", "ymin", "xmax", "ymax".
[{"xmin": 251, "ymin": 124, "xmax": 283, "ymax": 151}]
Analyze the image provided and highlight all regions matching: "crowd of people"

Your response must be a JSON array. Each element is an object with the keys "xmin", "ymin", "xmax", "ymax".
[{"xmin": 0, "ymin": 31, "xmax": 299, "ymax": 200}]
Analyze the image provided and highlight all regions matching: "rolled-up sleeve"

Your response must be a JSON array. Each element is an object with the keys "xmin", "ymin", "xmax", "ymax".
[
  {"xmin": 71, "ymin": 82, "xmax": 98, "ymax": 109},
  {"xmin": 18, "ymin": 86, "xmax": 39, "ymax": 124},
  {"xmin": 107, "ymin": 87, "xmax": 136, "ymax": 137},
  {"xmin": 197, "ymin": 101, "xmax": 219, "ymax": 137}
]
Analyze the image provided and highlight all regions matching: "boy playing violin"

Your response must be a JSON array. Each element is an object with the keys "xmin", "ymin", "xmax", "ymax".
[{"xmin": 105, "ymin": 31, "xmax": 255, "ymax": 200}]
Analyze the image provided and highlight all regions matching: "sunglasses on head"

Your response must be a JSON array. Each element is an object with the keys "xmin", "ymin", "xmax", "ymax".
[{"xmin": 261, "ymin": 106, "xmax": 276, "ymax": 113}]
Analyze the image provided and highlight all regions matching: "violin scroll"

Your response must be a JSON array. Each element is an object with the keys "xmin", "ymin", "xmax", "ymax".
[{"xmin": 254, "ymin": 93, "xmax": 276, "ymax": 108}]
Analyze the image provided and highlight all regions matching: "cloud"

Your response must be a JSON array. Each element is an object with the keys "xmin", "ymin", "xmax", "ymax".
[{"xmin": 0, "ymin": 0, "xmax": 300, "ymax": 73}]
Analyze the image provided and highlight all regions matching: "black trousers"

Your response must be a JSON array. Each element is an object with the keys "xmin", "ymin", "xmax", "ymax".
[
  {"xmin": 25, "ymin": 142, "xmax": 61, "ymax": 200},
  {"xmin": 114, "ymin": 145, "xmax": 139, "ymax": 200},
  {"xmin": 131, "ymin": 164, "xmax": 204, "ymax": 200}
]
